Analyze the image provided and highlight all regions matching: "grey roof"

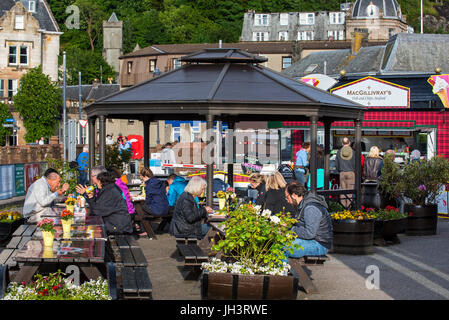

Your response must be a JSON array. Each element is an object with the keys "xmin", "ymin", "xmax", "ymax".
[
  {"xmin": 0, "ymin": 0, "xmax": 59, "ymax": 32},
  {"xmin": 108, "ymin": 12, "xmax": 119, "ymax": 23},
  {"xmin": 283, "ymin": 33, "xmax": 449, "ymax": 78},
  {"xmin": 85, "ymin": 48, "xmax": 365, "ymax": 122},
  {"xmin": 352, "ymin": 0, "xmax": 402, "ymax": 19},
  {"xmin": 62, "ymin": 84, "xmax": 120, "ymax": 102}
]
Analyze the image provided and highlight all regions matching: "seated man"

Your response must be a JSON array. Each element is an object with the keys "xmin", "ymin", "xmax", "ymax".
[
  {"xmin": 283, "ymin": 181, "xmax": 333, "ymax": 261},
  {"xmin": 23, "ymin": 168, "xmax": 69, "ymax": 223}
]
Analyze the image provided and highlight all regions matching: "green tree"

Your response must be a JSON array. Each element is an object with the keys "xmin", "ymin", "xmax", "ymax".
[
  {"xmin": 0, "ymin": 103, "xmax": 13, "ymax": 146},
  {"xmin": 105, "ymin": 143, "xmax": 133, "ymax": 172},
  {"xmin": 74, "ymin": 0, "xmax": 107, "ymax": 52},
  {"xmin": 14, "ymin": 66, "xmax": 61, "ymax": 143}
]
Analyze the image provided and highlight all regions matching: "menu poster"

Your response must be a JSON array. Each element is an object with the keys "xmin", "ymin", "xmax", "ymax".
[
  {"xmin": 241, "ymin": 154, "xmax": 263, "ymax": 175},
  {"xmin": 14, "ymin": 164, "xmax": 25, "ymax": 197},
  {"xmin": 428, "ymin": 74, "xmax": 449, "ymax": 108},
  {"xmin": 25, "ymin": 163, "xmax": 40, "ymax": 192}
]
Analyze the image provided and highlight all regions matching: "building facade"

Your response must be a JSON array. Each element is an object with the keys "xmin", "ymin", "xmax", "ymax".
[{"xmin": 0, "ymin": 0, "xmax": 61, "ymax": 146}]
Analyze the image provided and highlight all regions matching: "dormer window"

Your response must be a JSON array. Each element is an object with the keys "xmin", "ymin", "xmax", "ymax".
[
  {"xmin": 28, "ymin": 1, "xmax": 36, "ymax": 13},
  {"xmin": 15, "ymin": 15, "xmax": 24, "ymax": 29},
  {"xmin": 366, "ymin": 2, "xmax": 379, "ymax": 17}
]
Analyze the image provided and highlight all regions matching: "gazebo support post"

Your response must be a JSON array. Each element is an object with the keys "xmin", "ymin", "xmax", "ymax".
[
  {"xmin": 88, "ymin": 116, "xmax": 96, "ymax": 184},
  {"xmin": 309, "ymin": 116, "xmax": 318, "ymax": 194},
  {"xmin": 324, "ymin": 121, "xmax": 331, "ymax": 190},
  {"xmin": 355, "ymin": 119, "xmax": 362, "ymax": 210},
  {"xmin": 206, "ymin": 114, "xmax": 214, "ymax": 207},
  {"xmin": 227, "ymin": 119, "xmax": 235, "ymax": 188},
  {"xmin": 143, "ymin": 117, "xmax": 150, "ymax": 169},
  {"xmin": 99, "ymin": 115, "xmax": 106, "ymax": 167}
]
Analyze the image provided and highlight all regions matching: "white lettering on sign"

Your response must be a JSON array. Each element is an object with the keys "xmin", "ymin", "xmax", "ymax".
[{"xmin": 331, "ymin": 76, "xmax": 410, "ymax": 108}]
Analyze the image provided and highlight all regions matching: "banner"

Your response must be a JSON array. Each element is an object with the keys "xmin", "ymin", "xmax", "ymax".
[
  {"xmin": 0, "ymin": 165, "xmax": 15, "ymax": 200},
  {"xmin": 427, "ymin": 74, "xmax": 449, "ymax": 108},
  {"xmin": 14, "ymin": 164, "xmax": 25, "ymax": 197},
  {"xmin": 25, "ymin": 163, "xmax": 41, "ymax": 192}
]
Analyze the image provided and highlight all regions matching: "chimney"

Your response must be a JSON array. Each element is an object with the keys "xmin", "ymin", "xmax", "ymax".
[
  {"xmin": 351, "ymin": 31, "xmax": 368, "ymax": 55},
  {"xmin": 92, "ymin": 78, "xmax": 100, "ymax": 88}
]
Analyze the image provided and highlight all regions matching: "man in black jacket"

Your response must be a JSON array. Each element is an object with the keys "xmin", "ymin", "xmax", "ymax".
[
  {"xmin": 283, "ymin": 181, "xmax": 332, "ymax": 261},
  {"xmin": 336, "ymin": 137, "xmax": 356, "ymax": 207}
]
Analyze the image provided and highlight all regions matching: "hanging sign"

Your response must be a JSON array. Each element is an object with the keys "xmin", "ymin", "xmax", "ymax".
[
  {"xmin": 79, "ymin": 120, "xmax": 88, "ymax": 128},
  {"xmin": 331, "ymin": 76, "xmax": 410, "ymax": 108}
]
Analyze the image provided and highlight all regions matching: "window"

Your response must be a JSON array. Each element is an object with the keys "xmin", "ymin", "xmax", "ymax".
[
  {"xmin": 28, "ymin": 1, "xmax": 36, "ymax": 13},
  {"xmin": 297, "ymin": 31, "xmax": 314, "ymax": 41},
  {"xmin": 15, "ymin": 15, "xmax": 24, "ymax": 29},
  {"xmin": 278, "ymin": 31, "xmax": 288, "ymax": 41},
  {"xmin": 299, "ymin": 13, "xmax": 314, "ymax": 25},
  {"xmin": 8, "ymin": 46, "xmax": 17, "ymax": 65},
  {"xmin": 254, "ymin": 14, "xmax": 269, "ymax": 26},
  {"xmin": 280, "ymin": 13, "xmax": 289, "ymax": 26},
  {"xmin": 253, "ymin": 32, "xmax": 269, "ymax": 41},
  {"xmin": 0, "ymin": 80, "xmax": 4, "ymax": 97},
  {"xmin": 20, "ymin": 46, "xmax": 28, "ymax": 65},
  {"xmin": 8, "ymin": 79, "xmax": 18, "ymax": 98},
  {"xmin": 173, "ymin": 58, "xmax": 181, "ymax": 70},
  {"xmin": 282, "ymin": 56, "xmax": 292, "ymax": 70},
  {"xmin": 328, "ymin": 30, "xmax": 345, "ymax": 40},
  {"xmin": 355, "ymin": 28, "xmax": 369, "ymax": 33},
  {"xmin": 329, "ymin": 12, "xmax": 345, "ymax": 24},
  {"xmin": 127, "ymin": 61, "xmax": 132, "ymax": 74},
  {"xmin": 149, "ymin": 59, "xmax": 156, "ymax": 72}
]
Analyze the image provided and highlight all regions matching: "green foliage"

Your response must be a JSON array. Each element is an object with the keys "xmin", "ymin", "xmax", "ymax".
[
  {"xmin": 211, "ymin": 203, "xmax": 299, "ymax": 271},
  {"xmin": 47, "ymin": 158, "xmax": 79, "ymax": 194},
  {"xmin": 399, "ymin": 156, "xmax": 449, "ymax": 206},
  {"xmin": 378, "ymin": 153, "xmax": 403, "ymax": 201},
  {"xmin": 105, "ymin": 143, "xmax": 133, "ymax": 172},
  {"xmin": 327, "ymin": 200, "xmax": 345, "ymax": 213},
  {"xmin": 369, "ymin": 205, "xmax": 407, "ymax": 220},
  {"xmin": 13, "ymin": 66, "xmax": 61, "ymax": 143},
  {"xmin": 0, "ymin": 102, "xmax": 13, "ymax": 146}
]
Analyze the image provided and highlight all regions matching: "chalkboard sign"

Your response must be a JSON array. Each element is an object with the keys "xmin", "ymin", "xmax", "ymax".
[
  {"xmin": 278, "ymin": 164, "xmax": 295, "ymax": 183},
  {"xmin": 241, "ymin": 154, "xmax": 263, "ymax": 175}
]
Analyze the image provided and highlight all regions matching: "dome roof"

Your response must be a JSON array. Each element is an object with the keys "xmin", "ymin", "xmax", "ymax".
[{"xmin": 352, "ymin": 0, "xmax": 402, "ymax": 19}]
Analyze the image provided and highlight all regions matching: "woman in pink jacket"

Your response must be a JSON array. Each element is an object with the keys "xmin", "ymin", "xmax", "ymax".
[{"xmin": 107, "ymin": 166, "xmax": 135, "ymax": 215}]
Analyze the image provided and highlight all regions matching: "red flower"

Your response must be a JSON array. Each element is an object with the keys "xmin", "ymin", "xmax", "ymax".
[
  {"xmin": 21, "ymin": 281, "xmax": 26, "ymax": 286},
  {"xmin": 52, "ymin": 285, "xmax": 58, "ymax": 291}
]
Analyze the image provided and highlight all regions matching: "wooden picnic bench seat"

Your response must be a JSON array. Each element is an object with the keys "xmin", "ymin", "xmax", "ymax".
[
  {"xmin": 176, "ymin": 238, "xmax": 209, "ymax": 280},
  {"xmin": 288, "ymin": 255, "xmax": 329, "ymax": 295},
  {"xmin": 0, "ymin": 224, "xmax": 37, "ymax": 270},
  {"xmin": 108, "ymin": 235, "xmax": 152, "ymax": 300}
]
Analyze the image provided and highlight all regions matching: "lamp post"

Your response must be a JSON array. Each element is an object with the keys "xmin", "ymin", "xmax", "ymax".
[{"xmin": 63, "ymin": 51, "xmax": 67, "ymax": 162}]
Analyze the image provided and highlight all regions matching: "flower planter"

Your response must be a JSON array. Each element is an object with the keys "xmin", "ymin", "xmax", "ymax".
[
  {"xmin": 201, "ymin": 270, "xmax": 298, "ymax": 300},
  {"xmin": 218, "ymin": 198, "xmax": 226, "ymax": 210},
  {"xmin": 405, "ymin": 204, "xmax": 438, "ymax": 236},
  {"xmin": 42, "ymin": 231, "xmax": 55, "ymax": 247},
  {"xmin": 374, "ymin": 218, "xmax": 407, "ymax": 244},
  {"xmin": 332, "ymin": 219, "xmax": 374, "ymax": 255},
  {"xmin": 0, "ymin": 218, "xmax": 26, "ymax": 242}
]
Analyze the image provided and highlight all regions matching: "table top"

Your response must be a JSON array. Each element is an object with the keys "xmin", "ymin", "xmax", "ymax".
[
  {"xmin": 33, "ymin": 224, "xmax": 107, "ymax": 241},
  {"xmin": 210, "ymin": 222, "xmax": 226, "ymax": 235},
  {"xmin": 40, "ymin": 207, "xmax": 103, "ymax": 226},
  {"xmin": 14, "ymin": 239, "xmax": 105, "ymax": 263}
]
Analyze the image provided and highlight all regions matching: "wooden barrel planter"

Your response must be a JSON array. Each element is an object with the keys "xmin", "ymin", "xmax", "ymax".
[
  {"xmin": 405, "ymin": 204, "xmax": 438, "ymax": 236},
  {"xmin": 201, "ymin": 270, "xmax": 298, "ymax": 300},
  {"xmin": 332, "ymin": 219, "xmax": 374, "ymax": 255},
  {"xmin": 374, "ymin": 218, "xmax": 407, "ymax": 244}
]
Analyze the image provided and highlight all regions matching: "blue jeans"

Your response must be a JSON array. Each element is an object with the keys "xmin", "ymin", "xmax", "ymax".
[
  {"xmin": 201, "ymin": 223, "xmax": 210, "ymax": 238},
  {"xmin": 294, "ymin": 169, "xmax": 305, "ymax": 185},
  {"xmin": 282, "ymin": 238, "xmax": 328, "ymax": 263}
]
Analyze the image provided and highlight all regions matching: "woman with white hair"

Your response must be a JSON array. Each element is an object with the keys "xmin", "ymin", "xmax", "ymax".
[{"xmin": 169, "ymin": 176, "xmax": 213, "ymax": 239}]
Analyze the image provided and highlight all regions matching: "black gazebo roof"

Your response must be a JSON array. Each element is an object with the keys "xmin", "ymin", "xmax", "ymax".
[{"xmin": 85, "ymin": 48, "xmax": 365, "ymax": 122}]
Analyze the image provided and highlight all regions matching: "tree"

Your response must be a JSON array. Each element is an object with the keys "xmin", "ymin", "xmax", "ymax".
[
  {"xmin": 74, "ymin": 0, "xmax": 106, "ymax": 52},
  {"xmin": 0, "ymin": 103, "xmax": 13, "ymax": 146},
  {"xmin": 14, "ymin": 66, "xmax": 61, "ymax": 143}
]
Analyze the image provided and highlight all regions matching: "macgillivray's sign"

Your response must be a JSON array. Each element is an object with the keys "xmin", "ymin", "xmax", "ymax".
[{"xmin": 330, "ymin": 76, "xmax": 410, "ymax": 108}]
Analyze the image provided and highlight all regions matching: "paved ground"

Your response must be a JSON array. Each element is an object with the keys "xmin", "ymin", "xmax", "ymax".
[{"xmin": 139, "ymin": 218, "xmax": 449, "ymax": 300}]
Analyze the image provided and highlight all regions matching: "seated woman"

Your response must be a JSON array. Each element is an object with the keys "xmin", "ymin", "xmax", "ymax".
[
  {"xmin": 264, "ymin": 172, "xmax": 296, "ymax": 215},
  {"xmin": 107, "ymin": 166, "xmax": 135, "ymax": 215},
  {"xmin": 248, "ymin": 173, "xmax": 267, "ymax": 206},
  {"xmin": 169, "ymin": 176, "xmax": 213, "ymax": 239},
  {"xmin": 76, "ymin": 172, "xmax": 133, "ymax": 235},
  {"xmin": 139, "ymin": 167, "xmax": 169, "ymax": 216}
]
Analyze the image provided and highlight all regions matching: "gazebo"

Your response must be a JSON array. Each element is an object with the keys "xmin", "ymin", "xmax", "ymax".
[{"xmin": 84, "ymin": 48, "xmax": 366, "ymax": 208}]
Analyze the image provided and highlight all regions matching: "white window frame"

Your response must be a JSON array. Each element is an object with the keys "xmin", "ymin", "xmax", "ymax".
[
  {"xmin": 328, "ymin": 30, "xmax": 344, "ymax": 40},
  {"xmin": 297, "ymin": 31, "xmax": 314, "ymax": 41},
  {"xmin": 282, "ymin": 56, "xmax": 292, "ymax": 70},
  {"xmin": 28, "ymin": 1, "xmax": 36, "ymax": 13},
  {"xmin": 173, "ymin": 58, "xmax": 181, "ymax": 69},
  {"xmin": 127, "ymin": 61, "xmax": 132, "ymax": 74},
  {"xmin": 299, "ymin": 13, "xmax": 314, "ymax": 25},
  {"xmin": 253, "ymin": 32, "xmax": 269, "ymax": 41},
  {"xmin": 280, "ymin": 13, "xmax": 289, "ymax": 26},
  {"xmin": 8, "ymin": 46, "xmax": 17, "ymax": 65},
  {"xmin": 15, "ymin": 15, "xmax": 24, "ymax": 29},
  {"xmin": 149, "ymin": 59, "xmax": 156, "ymax": 72},
  {"xmin": 329, "ymin": 12, "xmax": 345, "ymax": 25},
  {"xmin": 19, "ymin": 46, "xmax": 28, "ymax": 65},
  {"xmin": 254, "ymin": 14, "xmax": 270, "ymax": 26},
  {"xmin": 0, "ymin": 80, "xmax": 4, "ymax": 98},
  {"xmin": 278, "ymin": 31, "xmax": 288, "ymax": 41}
]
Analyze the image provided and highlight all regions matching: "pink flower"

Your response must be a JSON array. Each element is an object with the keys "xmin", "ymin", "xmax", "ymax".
[{"xmin": 418, "ymin": 185, "xmax": 426, "ymax": 191}]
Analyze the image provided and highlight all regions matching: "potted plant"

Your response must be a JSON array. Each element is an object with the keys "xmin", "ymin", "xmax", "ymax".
[
  {"xmin": 0, "ymin": 209, "xmax": 25, "ymax": 242},
  {"xmin": 376, "ymin": 153, "xmax": 402, "ymax": 208},
  {"xmin": 216, "ymin": 191, "xmax": 226, "ymax": 210},
  {"xmin": 60, "ymin": 209, "xmax": 74, "ymax": 237},
  {"xmin": 37, "ymin": 218, "xmax": 55, "ymax": 247},
  {"xmin": 331, "ymin": 209, "xmax": 376, "ymax": 255},
  {"xmin": 201, "ymin": 203, "xmax": 300, "ymax": 300},
  {"xmin": 3, "ymin": 270, "xmax": 111, "ymax": 300},
  {"xmin": 370, "ymin": 206, "xmax": 407, "ymax": 245},
  {"xmin": 398, "ymin": 156, "xmax": 449, "ymax": 236},
  {"xmin": 64, "ymin": 196, "xmax": 76, "ymax": 213}
]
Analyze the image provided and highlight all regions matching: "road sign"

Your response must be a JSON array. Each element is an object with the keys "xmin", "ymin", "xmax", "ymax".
[
  {"xmin": 5, "ymin": 118, "xmax": 14, "ymax": 123},
  {"xmin": 79, "ymin": 119, "xmax": 88, "ymax": 128},
  {"xmin": 2, "ymin": 124, "xmax": 14, "ymax": 127}
]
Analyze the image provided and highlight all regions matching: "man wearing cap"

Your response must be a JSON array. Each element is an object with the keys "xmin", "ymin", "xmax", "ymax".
[{"xmin": 336, "ymin": 137, "xmax": 356, "ymax": 207}]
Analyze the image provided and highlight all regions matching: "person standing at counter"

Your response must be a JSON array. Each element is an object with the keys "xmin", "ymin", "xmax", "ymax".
[
  {"xmin": 294, "ymin": 142, "xmax": 310, "ymax": 186},
  {"xmin": 363, "ymin": 146, "xmax": 383, "ymax": 182},
  {"xmin": 336, "ymin": 137, "xmax": 356, "ymax": 207}
]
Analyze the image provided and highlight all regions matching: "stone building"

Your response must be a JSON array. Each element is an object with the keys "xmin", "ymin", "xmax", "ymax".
[
  {"xmin": 102, "ymin": 12, "xmax": 122, "ymax": 78},
  {"xmin": 0, "ymin": 0, "xmax": 61, "ymax": 146}
]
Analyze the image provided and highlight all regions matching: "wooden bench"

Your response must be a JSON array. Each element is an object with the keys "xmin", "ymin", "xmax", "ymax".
[
  {"xmin": 176, "ymin": 238, "xmax": 209, "ymax": 280},
  {"xmin": 108, "ymin": 235, "xmax": 153, "ymax": 300},
  {"xmin": 0, "ymin": 224, "xmax": 37, "ymax": 270},
  {"xmin": 302, "ymin": 255, "xmax": 329, "ymax": 266}
]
